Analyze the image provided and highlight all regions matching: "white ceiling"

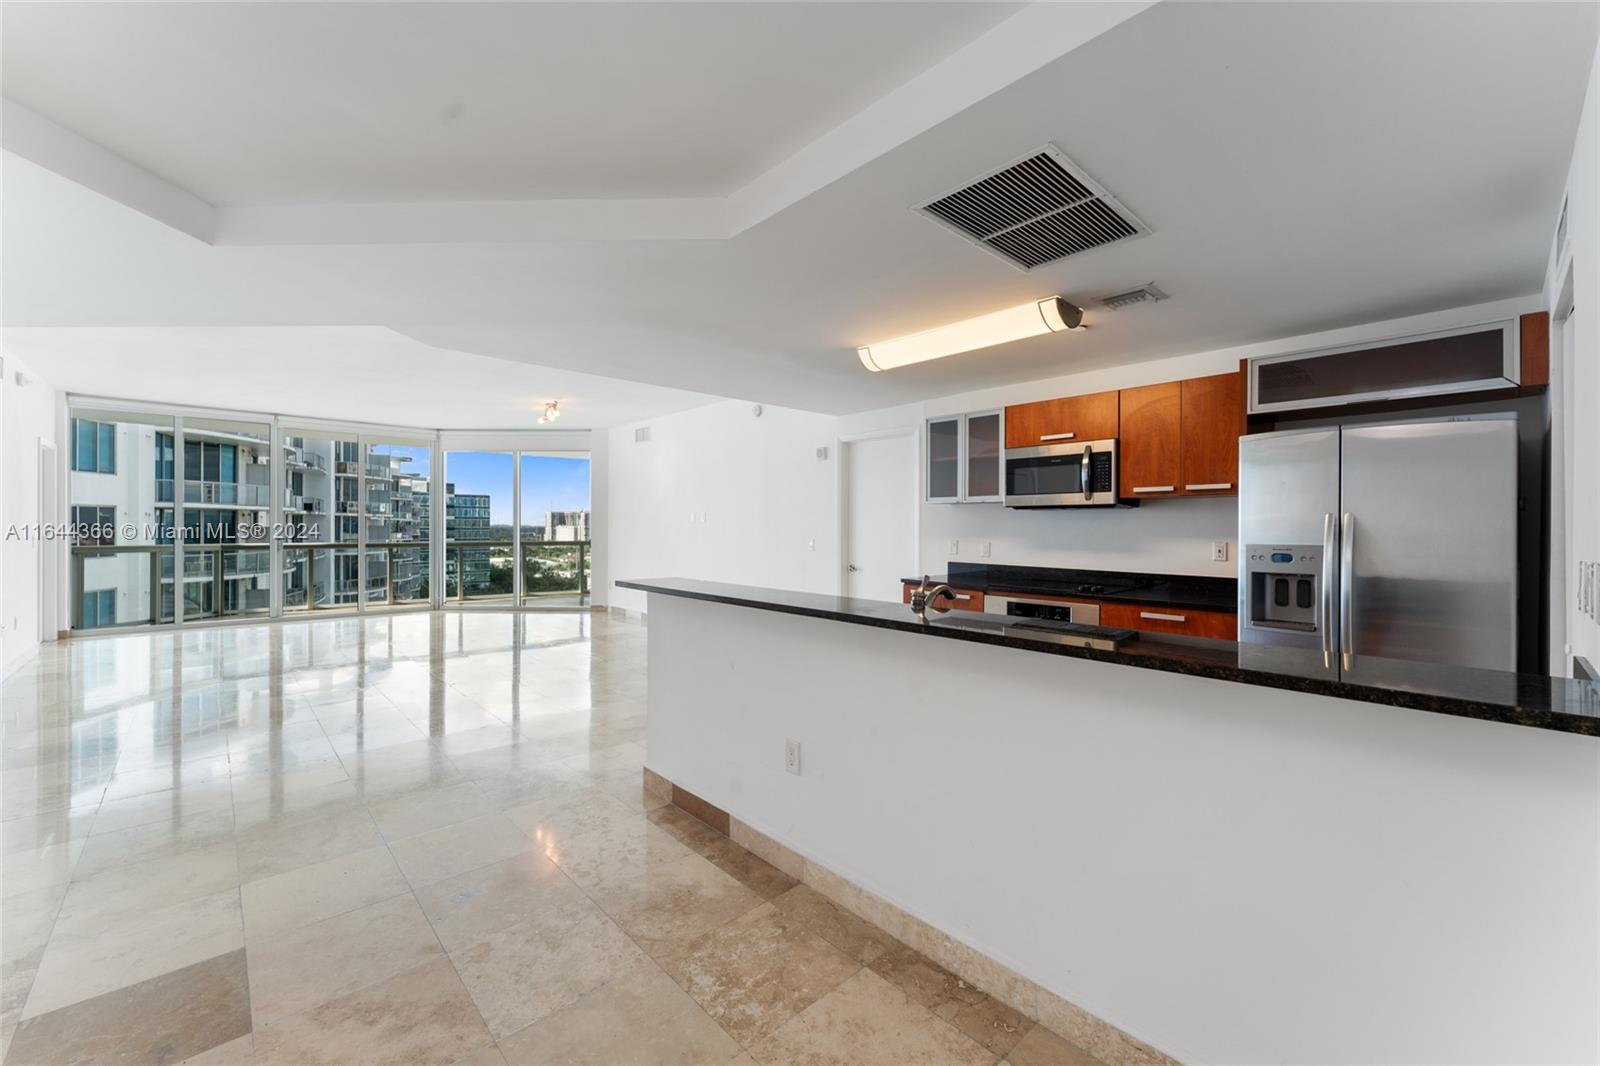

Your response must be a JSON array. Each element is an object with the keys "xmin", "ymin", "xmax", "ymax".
[
  {"xmin": 1, "ymin": 2, "xmax": 1019, "ymax": 204},
  {"xmin": 0, "ymin": 326, "xmax": 719, "ymax": 429},
  {"xmin": 4, "ymin": 2, "xmax": 1596, "ymax": 419}
]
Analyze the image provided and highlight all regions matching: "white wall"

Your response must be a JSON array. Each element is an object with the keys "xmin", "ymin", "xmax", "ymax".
[
  {"xmin": 648, "ymin": 593, "xmax": 1600, "ymax": 1064},
  {"xmin": 607, "ymin": 400, "xmax": 839, "ymax": 613},
  {"xmin": 1, "ymin": 351, "xmax": 62, "ymax": 675},
  {"xmin": 1548, "ymin": 36, "xmax": 1600, "ymax": 674}
]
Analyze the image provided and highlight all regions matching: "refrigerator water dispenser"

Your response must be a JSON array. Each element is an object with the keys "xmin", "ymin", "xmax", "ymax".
[{"xmin": 1245, "ymin": 545, "xmax": 1321, "ymax": 632}]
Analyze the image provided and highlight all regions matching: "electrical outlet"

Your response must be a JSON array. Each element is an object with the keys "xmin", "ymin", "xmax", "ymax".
[
  {"xmin": 784, "ymin": 739, "xmax": 802, "ymax": 776},
  {"xmin": 980, "ymin": 541, "xmax": 992, "ymax": 558},
  {"xmin": 948, "ymin": 539, "xmax": 959, "ymax": 556},
  {"xmin": 807, "ymin": 538, "xmax": 815, "ymax": 551},
  {"xmin": 1212, "ymin": 541, "xmax": 1229, "ymax": 563}
]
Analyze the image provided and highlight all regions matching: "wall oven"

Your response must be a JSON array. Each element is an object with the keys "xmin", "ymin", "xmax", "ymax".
[{"xmin": 1003, "ymin": 438, "xmax": 1120, "ymax": 508}]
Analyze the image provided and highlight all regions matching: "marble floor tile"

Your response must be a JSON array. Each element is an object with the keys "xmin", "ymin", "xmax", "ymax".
[
  {"xmin": 90, "ymin": 780, "xmax": 235, "ymax": 836},
  {"xmin": 749, "ymin": 967, "xmax": 994, "ymax": 1066},
  {"xmin": 246, "ymin": 892, "xmax": 443, "ymax": 1025},
  {"xmin": 497, "ymin": 957, "xmax": 742, "ymax": 1066},
  {"xmin": 502, "ymin": 787, "xmax": 648, "ymax": 844},
  {"xmin": 253, "ymin": 957, "xmax": 493, "ymax": 1066},
  {"xmin": 647, "ymin": 807, "xmax": 799, "ymax": 900},
  {"xmin": 449, "ymin": 897, "xmax": 645, "ymax": 1038},
  {"xmin": 1005, "ymin": 1023, "xmax": 1107, "ymax": 1066},
  {"xmin": 768, "ymin": 884, "xmax": 898, "ymax": 966},
  {"xmin": 2, "ymin": 809, "xmax": 93, "ymax": 855},
  {"xmin": 0, "ymin": 838, "xmax": 86, "ymax": 898},
  {"xmin": 72, "ymin": 808, "xmax": 234, "ymax": 879},
  {"xmin": 175, "ymin": 1032, "xmax": 255, "ymax": 1064},
  {"xmin": 412, "ymin": 851, "xmax": 584, "ymax": 953},
  {"xmin": 240, "ymin": 844, "xmax": 409, "ymax": 941},
  {"xmin": 24, "ymin": 888, "xmax": 244, "ymax": 1018},
  {"xmin": 668, "ymin": 900, "xmax": 862, "ymax": 1044},
  {"xmin": 387, "ymin": 812, "xmax": 534, "ymax": 886},
  {"xmin": 55, "ymin": 841, "xmax": 240, "ymax": 934},
  {"xmin": 230, "ymin": 776, "xmax": 365, "ymax": 833},
  {"xmin": 6, "ymin": 948, "xmax": 250, "ymax": 1066},
  {"xmin": 587, "ymin": 852, "xmax": 764, "ymax": 966},
  {"xmin": 367, "ymin": 780, "xmax": 495, "ymax": 841},
  {"xmin": 540, "ymin": 816, "xmax": 693, "ymax": 892},
  {"xmin": 235, "ymin": 804, "xmax": 383, "ymax": 882}
]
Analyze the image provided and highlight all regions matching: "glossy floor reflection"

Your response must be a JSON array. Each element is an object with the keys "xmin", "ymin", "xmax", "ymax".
[{"xmin": 1, "ymin": 612, "xmax": 1102, "ymax": 1065}]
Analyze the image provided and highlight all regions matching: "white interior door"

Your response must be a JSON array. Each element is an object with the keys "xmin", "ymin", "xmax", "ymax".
[{"xmin": 844, "ymin": 433, "xmax": 916, "ymax": 602}]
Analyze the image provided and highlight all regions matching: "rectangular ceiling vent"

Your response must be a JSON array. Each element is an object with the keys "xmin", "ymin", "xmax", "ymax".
[
  {"xmin": 919, "ymin": 144, "xmax": 1148, "ymax": 271},
  {"xmin": 1100, "ymin": 284, "xmax": 1168, "ymax": 311}
]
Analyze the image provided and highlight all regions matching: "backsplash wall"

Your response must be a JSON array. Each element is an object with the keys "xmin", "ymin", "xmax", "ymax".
[{"xmin": 920, "ymin": 493, "xmax": 1238, "ymax": 578}]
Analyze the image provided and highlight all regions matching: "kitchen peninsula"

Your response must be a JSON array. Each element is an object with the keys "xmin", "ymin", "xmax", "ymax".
[{"xmin": 620, "ymin": 577, "xmax": 1600, "ymax": 1065}]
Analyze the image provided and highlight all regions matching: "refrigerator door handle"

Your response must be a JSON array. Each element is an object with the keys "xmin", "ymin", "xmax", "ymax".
[
  {"xmin": 1339, "ymin": 513, "xmax": 1355, "ymax": 657},
  {"xmin": 1321, "ymin": 512, "xmax": 1336, "ymax": 655}
]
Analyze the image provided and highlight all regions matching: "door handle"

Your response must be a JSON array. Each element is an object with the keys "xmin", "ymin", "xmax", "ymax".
[
  {"xmin": 1081, "ymin": 444, "xmax": 1093, "ymax": 501},
  {"xmin": 847, "ymin": 564, "xmax": 860, "ymax": 572},
  {"xmin": 1040, "ymin": 432, "xmax": 1075, "ymax": 442},
  {"xmin": 1339, "ymin": 513, "xmax": 1355, "ymax": 657},
  {"xmin": 1320, "ymin": 512, "xmax": 1335, "ymax": 655}
]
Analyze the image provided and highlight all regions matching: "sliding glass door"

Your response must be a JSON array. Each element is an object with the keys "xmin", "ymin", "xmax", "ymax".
[
  {"xmin": 519, "ymin": 452, "xmax": 591, "ymax": 607},
  {"xmin": 443, "ymin": 451, "xmax": 515, "ymax": 604}
]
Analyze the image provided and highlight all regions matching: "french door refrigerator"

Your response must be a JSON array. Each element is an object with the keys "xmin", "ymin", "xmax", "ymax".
[{"xmin": 1238, "ymin": 417, "xmax": 1517, "ymax": 673}]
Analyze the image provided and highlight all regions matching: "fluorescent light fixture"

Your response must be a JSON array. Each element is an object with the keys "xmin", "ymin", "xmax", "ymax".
[
  {"xmin": 538, "ymin": 401, "xmax": 561, "ymax": 424},
  {"xmin": 857, "ymin": 297, "xmax": 1084, "ymax": 372}
]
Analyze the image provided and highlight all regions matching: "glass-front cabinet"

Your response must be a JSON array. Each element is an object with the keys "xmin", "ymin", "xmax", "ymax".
[{"xmin": 926, "ymin": 411, "xmax": 1003, "ymax": 504}]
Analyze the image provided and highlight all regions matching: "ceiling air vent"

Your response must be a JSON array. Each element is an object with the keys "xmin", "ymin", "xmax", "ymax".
[
  {"xmin": 1100, "ymin": 284, "xmax": 1168, "ymax": 311},
  {"xmin": 919, "ymin": 144, "xmax": 1148, "ymax": 271}
]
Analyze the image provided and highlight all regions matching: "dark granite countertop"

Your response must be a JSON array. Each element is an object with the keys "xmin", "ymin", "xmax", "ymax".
[
  {"xmin": 900, "ymin": 563, "xmax": 1236, "ymax": 613},
  {"xmin": 618, "ymin": 577, "xmax": 1600, "ymax": 737}
]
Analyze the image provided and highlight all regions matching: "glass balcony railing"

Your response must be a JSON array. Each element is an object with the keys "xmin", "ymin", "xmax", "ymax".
[
  {"xmin": 520, "ymin": 541, "xmax": 590, "ymax": 605},
  {"xmin": 183, "ymin": 480, "xmax": 270, "ymax": 507}
]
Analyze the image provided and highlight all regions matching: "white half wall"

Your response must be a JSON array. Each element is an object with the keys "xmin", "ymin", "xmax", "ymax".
[
  {"xmin": 607, "ymin": 400, "xmax": 840, "ymax": 614},
  {"xmin": 646, "ymin": 592, "xmax": 1600, "ymax": 1064},
  {"xmin": 1, "ymin": 351, "xmax": 62, "ymax": 675}
]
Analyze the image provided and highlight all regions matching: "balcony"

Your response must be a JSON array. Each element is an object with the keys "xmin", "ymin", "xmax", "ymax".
[{"xmin": 184, "ymin": 480, "xmax": 270, "ymax": 508}]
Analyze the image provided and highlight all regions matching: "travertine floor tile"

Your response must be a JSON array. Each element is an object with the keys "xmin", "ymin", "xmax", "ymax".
[
  {"xmin": 246, "ymin": 892, "xmax": 443, "ymax": 1024},
  {"xmin": 241, "ymin": 844, "xmax": 409, "ymax": 940},
  {"xmin": 367, "ymin": 780, "xmax": 495, "ymax": 841},
  {"xmin": 648, "ymin": 807, "xmax": 799, "ymax": 900},
  {"xmin": 388, "ymin": 812, "xmax": 534, "ymax": 886},
  {"xmin": 235, "ymin": 805, "xmax": 383, "ymax": 882},
  {"xmin": 587, "ymin": 852, "xmax": 764, "ymax": 965},
  {"xmin": 668, "ymin": 901, "xmax": 862, "ymax": 1044},
  {"xmin": 253, "ymin": 956, "xmax": 493, "ymax": 1066},
  {"xmin": 413, "ymin": 851, "xmax": 583, "ymax": 953},
  {"xmin": 449, "ymin": 897, "xmax": 645, "ymax": 1038},
  {"xmin": 497, "ymin": 957, "xmax": 742, "ymax": 1066},
  {"xmin": 24, "ymin": 888, "xmax": 244, "ymax": 1018},
  {"xmin": 749, "ymin": 968, "xmax": 993, "ymax": 1066},
  {"xmin": 769, "ymin": 884, "xmax": 897, "ymax": 965},
  {"xmin": 1005, "ymin": 1022, "xmax": 1107, "ymax": 1066},
  {"xmin": 7, "ymin": 948, "xmax": 250, "ymax": 1066}
]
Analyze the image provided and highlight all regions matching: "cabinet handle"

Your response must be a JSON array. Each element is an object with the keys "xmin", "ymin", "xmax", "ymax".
[
  {"xmin": 950, "ymin": 593, "xmax": 972, "ymax": 601},
  {"xmin": 1039, "ymin": 432, "xmax": 1076, "ymax": 441},
  {"xmin": 1184, "ymin": 482, "xmax": 1232, "ymax": 491},
  {"xmin": 1139, "ymin": 611, "xmax": 1187, "ymax": 622},
  {"xmin": 1131, "ymin": 485, "xmax": 1174, "ymax": 494}
]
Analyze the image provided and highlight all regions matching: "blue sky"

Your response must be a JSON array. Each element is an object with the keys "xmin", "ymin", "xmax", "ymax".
[{"xmin": 444, "ymin": 451, "xmax": 590, "ymax": 526}]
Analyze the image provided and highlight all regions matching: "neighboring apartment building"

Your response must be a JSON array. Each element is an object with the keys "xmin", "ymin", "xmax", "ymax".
[{"xmin": 544, "ymin": 509, "xmax": 590, "ymax": 542}]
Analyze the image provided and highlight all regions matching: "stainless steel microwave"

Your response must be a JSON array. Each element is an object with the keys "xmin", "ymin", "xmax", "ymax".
[{"xmin": 1003, "ymin": 438, "xmax": 1120, "ymax": 508}]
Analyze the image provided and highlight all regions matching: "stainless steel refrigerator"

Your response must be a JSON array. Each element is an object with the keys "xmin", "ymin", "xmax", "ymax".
[{"xmin": 1237, "ymin": 417, "xmax": 1518, "ymax": 673}]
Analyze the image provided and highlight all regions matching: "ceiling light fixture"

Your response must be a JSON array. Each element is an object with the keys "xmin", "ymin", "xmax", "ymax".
[
  {"xmin": 538, "ymin": 401, "xmax": 561, "ymax": 424},
  {"xmin": 857, "ymin": 297, "xmax": 1084, "ymax": 372}
]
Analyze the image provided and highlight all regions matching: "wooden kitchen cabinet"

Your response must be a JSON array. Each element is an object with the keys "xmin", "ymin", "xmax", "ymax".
[
  {"xmin": 1101, "ymin": 602, "xmax": 1236, "ymax": 639},
  {"xmin": 1004, "ymin": 390, "xmax": 1119, "ymax": 449},
  {"xmin": 1117, "ymin": 381, "xmax": 1181, "ymax": 498},
  {"xmin": 1179, "ymin": 371, "xmax": 1244, "ymax": 494}
]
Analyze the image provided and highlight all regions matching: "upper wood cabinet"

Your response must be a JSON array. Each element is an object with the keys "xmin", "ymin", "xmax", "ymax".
[
  {"xmin": 1004, "ymin": 390, "xmax": 1119, "ymax": 449},
  {"xmin": 1116, "ymin": 371, "xmax": 1243, "ymax": 499},
  {"xmin": 1178, "ymin": 371, "xmax": 1244, "ymax": 494},
  {"xmin": 1117, "ymin": 381, "xmax": 1181, "ymax": 498}
]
